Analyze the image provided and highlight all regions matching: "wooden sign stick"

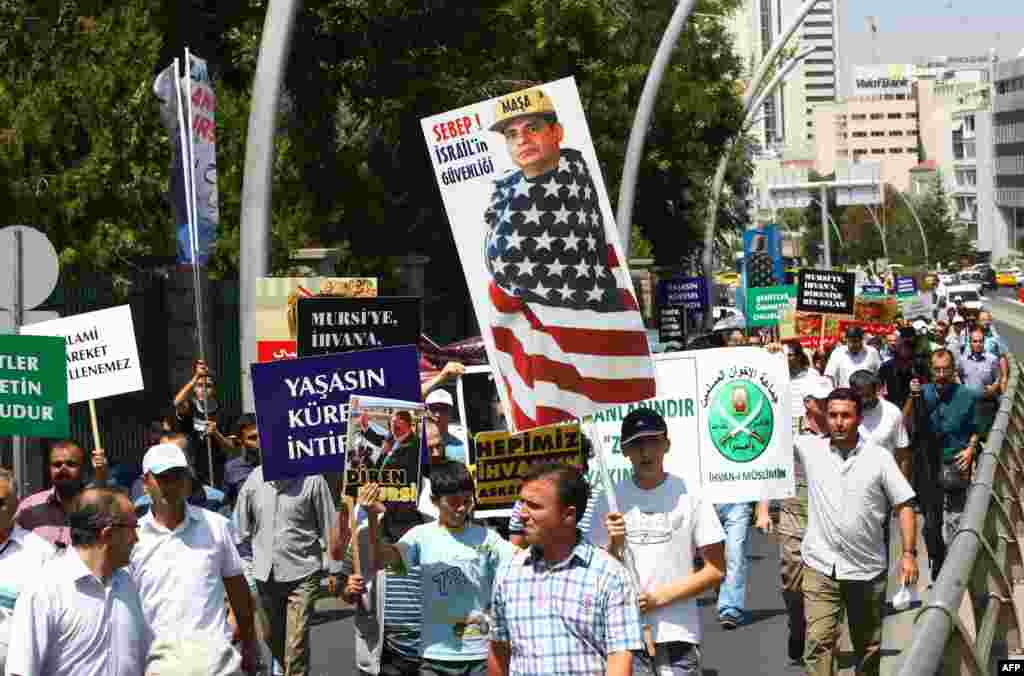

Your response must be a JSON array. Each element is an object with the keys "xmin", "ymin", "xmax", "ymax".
[{"xmin": 88, "ymin": 400, "xmax": 101, "ymax": 450}]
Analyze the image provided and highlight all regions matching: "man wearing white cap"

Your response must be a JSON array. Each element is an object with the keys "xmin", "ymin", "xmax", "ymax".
[
  {"xmin": 424, "ymin": 388, "xmax": 467, "ymax": 464},
  {"xmin": 129, "ymin": 443, "xmax": 259, "ymax": 673}
]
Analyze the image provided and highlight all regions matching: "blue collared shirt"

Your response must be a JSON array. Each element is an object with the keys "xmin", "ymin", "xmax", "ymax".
[
  {"xmin": 959, "ymin": 351, "xmax": 1000, "ymax": 394},
  {"xmin": 491, "ymin": 536, "xmax": 643, "ymax": 676}
]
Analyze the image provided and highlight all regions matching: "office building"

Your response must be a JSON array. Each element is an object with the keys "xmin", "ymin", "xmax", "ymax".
[{"xmin": 994, "ymin": 53, "xmax": 1024, "ymax": 255}]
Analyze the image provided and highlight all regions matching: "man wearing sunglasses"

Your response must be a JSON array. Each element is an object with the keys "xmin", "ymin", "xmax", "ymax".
[
  {"xmin": 129, "ymin": 443, "xmax": 259, "ymax": 673},
  {"xmin": 6, "ymin": 486, "xmax": 151, "ymax": 676}
]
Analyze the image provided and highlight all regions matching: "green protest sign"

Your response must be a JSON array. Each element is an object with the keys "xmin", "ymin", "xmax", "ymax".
[
  {"xmin": 746, "ymin": 285, "xmax": 797, "ymax": 327},
  {"xmin": 0, "ymin": 335, "xmax": 69, "ymax": 438}
]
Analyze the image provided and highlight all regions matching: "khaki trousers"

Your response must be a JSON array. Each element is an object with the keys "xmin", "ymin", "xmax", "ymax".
[
  {"xmin": 257, "ymin": 572, "xmax": 320, "ymax": 676},
  {"xmin": 803, "ymin": 567, "xmax": 886, "ymax": 676}
]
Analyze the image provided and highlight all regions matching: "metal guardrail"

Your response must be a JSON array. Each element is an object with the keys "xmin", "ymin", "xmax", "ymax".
[{"xmin": 899, "ymin": 357, "xmax": 1024, "ymax": 675}]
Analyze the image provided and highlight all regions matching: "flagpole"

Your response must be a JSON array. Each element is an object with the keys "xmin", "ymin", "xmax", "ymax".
[{"xmin": 179, "ymin": 49, "xmax": 216, "ymax": 486}]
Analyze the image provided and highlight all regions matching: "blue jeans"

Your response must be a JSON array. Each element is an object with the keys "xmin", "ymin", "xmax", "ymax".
[{"xmin": 716, "ymin": 502, "xmax": 752, "ymax": 620}]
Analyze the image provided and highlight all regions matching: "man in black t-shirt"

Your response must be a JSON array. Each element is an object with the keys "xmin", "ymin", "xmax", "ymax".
[
  {"xmin": 173, "ymin": 360, "xmax": 236, "ymax": 487},
  {"xmin": 879, "ymin": 331, "xmax": 930, "ymax": 410}
]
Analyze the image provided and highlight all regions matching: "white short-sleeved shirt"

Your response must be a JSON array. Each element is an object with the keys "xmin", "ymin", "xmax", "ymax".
[
  {"xmin": 6, "ymin": 549, "xmax": 152, "ymax": 676},
  {"xmin": 825, "ymin": 345, "xmax": 882, "ymax": 388},
  {"xmin": 129, "ymin": 505, "xmax": 245, "ymax": 640},
  {"xmin": 0, "ymin": 526, "xmax": 56, "ymax": 609},
  {"xmin": 858, "ymin": 399, "xmax": 910, "ymax": 454},
  {"xmin": 588, "ymin": 473, "xmax": 725, "ymax": 645},
  {"xmin": 796, "ymin": 435, "xmax": 915, "ymax": 581}
]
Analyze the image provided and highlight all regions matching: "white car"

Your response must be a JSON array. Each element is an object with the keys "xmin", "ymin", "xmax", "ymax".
[
  {"xmin": 938, "ymin": 284, "xmax": 984, "ymax": 314},
  {"xmin": 938, "ymin": 272, "xmax": 958, "ymax": 286}
]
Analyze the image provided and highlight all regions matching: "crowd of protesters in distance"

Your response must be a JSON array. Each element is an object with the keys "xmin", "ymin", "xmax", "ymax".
[{"xmin": 0, "ymin": 302, "xmax": 1008, "ymax": 676}]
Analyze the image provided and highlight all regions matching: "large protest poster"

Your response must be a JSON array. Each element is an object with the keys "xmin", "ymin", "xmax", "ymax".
[
  {"xmin": 21, "ymin": 306, "xmax": 144, "ymax": 404},
  {"xmin": 255, "ymin": 277, "xmax": 378, "ymax": 362},
  {"xmin": 345, "ymin": 395, "xmax": 426, "ymax": 504},
  {"xmin": 421, "ymin": 77, "xmax": 656, "ymax": 432},
  {"xmin": 250, "ymin": 345, "xmax": 421, "ymax": 481},
  {"xmin": 589, "ymin": 350, "xmax": 793, "ymax": 503},
  {"xmin": 474, "ymin": 422, "xmax": 583, "ymax": 512},
  {"xmin": 296, "ymin": 297, "xmax": 421, "ymax": 357},
  {"xmin": 0, "ymin": 335, "xmax": 68, "ymax": 438},
  {"xmin": 696, "ymin": 348, "xmax": 793, "ymax": 504}
]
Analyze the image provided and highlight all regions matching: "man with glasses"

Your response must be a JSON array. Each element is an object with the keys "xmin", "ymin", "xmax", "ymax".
[
  {"xmin": 365, "ymin": 461, "xmax": 516, "ymax": 676},
  {"xmin": 15, "ymin": 439, "xmax": 107, "ymax": 548},
  {"xmin": 129, "ymin": 443, "xmax": 259, "ymax": 673},
  {"xmin": 7, "ymin": 486, "xmax": 151, "ymax": 676},
  {"xmin": 907, "ymin": 349, "xmax": 979, "ymax": 578}
]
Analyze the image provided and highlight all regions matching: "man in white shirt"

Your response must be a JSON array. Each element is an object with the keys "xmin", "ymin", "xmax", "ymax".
[
  {"xmin": 590, "ymin": 408, "xmax": 726, "ymax": 675},
  {"xmin": 128, "ymin": 444, "xmax": 258, "ymax": 673},
  {"xmin": 824, "ymin": 327, "xmax": 882, "ymax": 388},
  {"xmin": 788, "ymin": 344, "xmax": 832, "ymax": 422},
  {"xmin": 6, "ymin": 486, "xmax": 151, "ymax": 676},
  {"xmin": 797, "ymin": 389, "xmax": 918, "ymax": 676},
  {"xmin": 850, "ymin": 370, "xmax": 912, "ymax": 479}
]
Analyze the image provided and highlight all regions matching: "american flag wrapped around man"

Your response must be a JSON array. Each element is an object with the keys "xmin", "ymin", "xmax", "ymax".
[{"xmin": 483, "ymin": 87, "xmax": 657, "ymax": 430}]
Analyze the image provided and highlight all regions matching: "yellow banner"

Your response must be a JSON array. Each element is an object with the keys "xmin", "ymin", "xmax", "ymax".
[{"xmin": 474, "ymin": 422, "xmax": 583, "ymax": 509}]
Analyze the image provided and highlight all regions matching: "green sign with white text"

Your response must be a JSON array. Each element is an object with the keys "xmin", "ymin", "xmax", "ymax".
[
  {"xmin": 0, "ymin": 335, "xmax": 69, "ymax": 438},
  {"xmin": 746, "ymin": 285, "xmax": 797, "ymax": 327}
]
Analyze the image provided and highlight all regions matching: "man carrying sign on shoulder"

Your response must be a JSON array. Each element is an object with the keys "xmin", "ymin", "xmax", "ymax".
[{"xmin": 589, "ymin": 409, "xmax": 726, "ymax": 676}]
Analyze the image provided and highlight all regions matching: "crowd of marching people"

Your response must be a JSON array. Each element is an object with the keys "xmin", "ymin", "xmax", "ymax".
[{"xmin": 0, "ymin": 303, "xmax": 1009, "ymax": 676}]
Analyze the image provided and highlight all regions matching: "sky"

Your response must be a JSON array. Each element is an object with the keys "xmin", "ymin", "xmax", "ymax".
[{"xmin": 840, "ymin": 0, "xmax": 1022, "ymax": 91}]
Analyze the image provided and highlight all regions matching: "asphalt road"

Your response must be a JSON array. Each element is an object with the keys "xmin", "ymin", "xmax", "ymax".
[{"xmin": 305, "ymin": 292, "xmax": 1024, "ymax": 675}]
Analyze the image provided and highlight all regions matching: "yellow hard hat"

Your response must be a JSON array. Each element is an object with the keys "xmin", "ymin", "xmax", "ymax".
[{"xmin": 489, "ymin": 87, "xmax": 558, "ymax": 132}]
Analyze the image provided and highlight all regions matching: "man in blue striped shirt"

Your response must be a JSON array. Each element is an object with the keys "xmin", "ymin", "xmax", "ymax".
[{"xmin": 489, "ymin": 463, "xmax": 642, "ymax": 676}]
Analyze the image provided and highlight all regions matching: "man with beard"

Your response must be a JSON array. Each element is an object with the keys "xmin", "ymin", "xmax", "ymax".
[
  {"xmin": 223, "ymin": 414, "xmax": 261, "ymax": 512},
  {"xmin": 15, "ymin": 440, "xmax": 106, "ymax": 549},
  {"xmin": 905, "ymin": 349, "xmax": 978, "ymax": 577},
  {"xmin": 850, "ymin": 370, "xmax": 911, "ymax": 478},
  {"xmin": 824, "ymin": 327, "xmax": 882, "ymax": 388},
  {"xmin": 129, "ymin": 443, "xmax": 259, "ymax": 673},
  {"xmin": 7, "ymin": 487, "xmax": 151, "ymax": 676}
]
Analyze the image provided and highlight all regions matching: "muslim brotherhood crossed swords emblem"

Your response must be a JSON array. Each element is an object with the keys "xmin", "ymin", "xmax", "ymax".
[{"xmin": 708, "ymin": 380, "xmax": 774, "ymax": 463}]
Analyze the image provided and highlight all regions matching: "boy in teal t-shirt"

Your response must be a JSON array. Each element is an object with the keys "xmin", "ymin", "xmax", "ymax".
[{"xmin": 365, "ymin": 460, "xmax": 515, "ymax": 675}]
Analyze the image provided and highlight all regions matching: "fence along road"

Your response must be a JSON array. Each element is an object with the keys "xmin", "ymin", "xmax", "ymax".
[{"xmin": 685, "ymin": 298, "xmax": 1024, "ymax": 676}]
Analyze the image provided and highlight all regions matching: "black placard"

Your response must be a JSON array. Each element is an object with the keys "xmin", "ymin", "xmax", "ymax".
[
  {"xmin": 796, "ymin": 270, "xmax": 856, "ymax": 315},
  {"xmin": 296, "ymin": 297, "xmax": 422, "ymax": 357}
]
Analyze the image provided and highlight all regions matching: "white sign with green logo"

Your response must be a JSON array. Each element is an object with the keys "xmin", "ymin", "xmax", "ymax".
[
  {"xmin": 588, "ymin": 349, "xmax": 794, "ymax": 503},
  {"xmin": 746, "ymin": 285, "xmax": 797, "ymax": 327}
]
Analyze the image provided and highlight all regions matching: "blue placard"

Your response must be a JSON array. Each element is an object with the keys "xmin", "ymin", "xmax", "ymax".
[
  {"xmin": 895, "ymin": 276, "xmax": 917, "ymax": 296},
  {"xmin": 656, "ymin": 277, "xmax": 709, "ymax": 311},
  {"xmin": 251, "ymin": 345, "xmax": 422, "ymax": 481}
]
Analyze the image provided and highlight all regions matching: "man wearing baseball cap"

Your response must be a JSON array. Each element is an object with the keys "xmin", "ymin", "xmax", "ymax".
[
  {"xmin": 589, "ymin": 408, "xmax": 726, "ymax": 674},
  {"xmin": 424, "ymin": 388, "xmax": 467, "ymax": 464},
  {"xmin": 824, "ymin": 326, "xmax": 882, "ymax": 388},
  {"xmin": 129, "ymin": 443, "xmax": 259, "ymax": 673}
]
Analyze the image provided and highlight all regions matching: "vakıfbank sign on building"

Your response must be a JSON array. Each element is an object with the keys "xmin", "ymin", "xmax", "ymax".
[{"xmin": 852, "ymin": 64, "xmax": 913, "ymax": 97}]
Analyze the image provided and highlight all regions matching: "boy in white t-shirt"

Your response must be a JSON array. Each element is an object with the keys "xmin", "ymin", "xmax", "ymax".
[
  {"xmin": 589, "ymin": 408, "xmax": 727, "ymax": 676},
  {"xmin": 364, "ymin": 461, "xmax": 515, "ymax": 676}
]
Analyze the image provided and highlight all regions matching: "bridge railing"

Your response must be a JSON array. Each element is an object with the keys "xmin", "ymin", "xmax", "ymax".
[{"xmin": 899, "ymin": 357, "xmax": 1024, "ymax": 675}]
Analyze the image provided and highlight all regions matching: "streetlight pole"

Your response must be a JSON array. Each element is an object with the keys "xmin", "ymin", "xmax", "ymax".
[
  {"xmin": 239, "ymin": 0, "xmax": 303, "ymax": 412},
  {"xmin": 700, "ymin": 0, "xmax": 824, "ymax": 327},
  {"xmin": 616, "ymin": 0, "xmax": 699, "ymax": 260},
  {"xmin": 894, "ymin": 190, "xmax": 931, "ymax": 269},
  {"xmin": 864, "ymin": 204, "xmax": 890, "ymax": 261}
]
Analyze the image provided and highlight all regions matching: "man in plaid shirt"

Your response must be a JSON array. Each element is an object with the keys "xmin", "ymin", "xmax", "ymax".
[{"xmin": 488, "ymin": 463, "xmax": 642, "ymax": 676}]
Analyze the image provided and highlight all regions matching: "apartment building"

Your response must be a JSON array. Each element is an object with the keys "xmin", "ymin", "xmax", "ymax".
[{"xmin": 994, "ymin": 54, "xmax": 1024, "ymax": 255}]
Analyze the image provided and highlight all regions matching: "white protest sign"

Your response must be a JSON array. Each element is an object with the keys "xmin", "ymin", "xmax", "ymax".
[
  {"xmin": 21, "ymin": 305, "xmax": 144, "ymax": 404},
  {"xmin": 589, "ymin": 349, "xmax": 794, "ymax": 503}
]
